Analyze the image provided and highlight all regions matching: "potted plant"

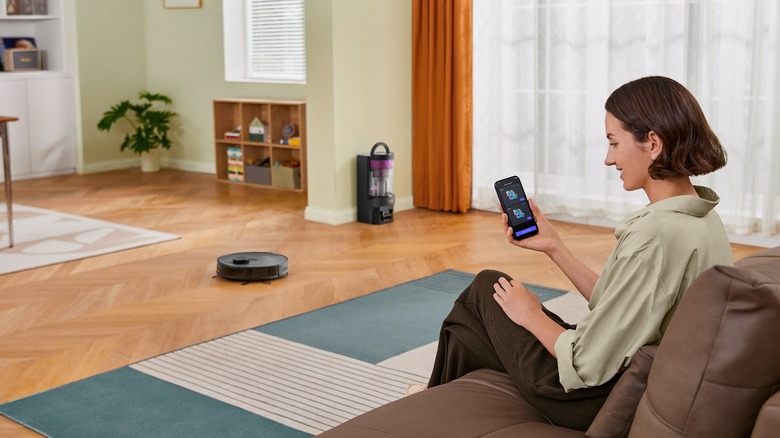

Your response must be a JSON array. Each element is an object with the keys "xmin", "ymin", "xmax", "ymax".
[{"xmin": 97, "ymin": 91, "xmax": 178, "ymax": 172}]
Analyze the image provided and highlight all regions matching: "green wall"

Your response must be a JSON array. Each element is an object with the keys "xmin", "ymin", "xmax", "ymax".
[
  {"xmin": 74, "ymin": 0, "xmax": 147, "ymax": 169},
  {"xmin": 73, "ymin": 0, "xmax": 412, "ymax": 224}
]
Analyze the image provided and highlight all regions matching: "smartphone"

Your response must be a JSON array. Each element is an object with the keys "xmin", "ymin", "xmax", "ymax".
[{"xmin": 494, "ymin": 175, "xmax": 539, "ymax": 240}]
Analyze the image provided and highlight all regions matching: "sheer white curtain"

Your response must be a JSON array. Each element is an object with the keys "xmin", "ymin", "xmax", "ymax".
[{"xmin": 473, "ymin": 0, "xmax": 780, "ymax": 245}]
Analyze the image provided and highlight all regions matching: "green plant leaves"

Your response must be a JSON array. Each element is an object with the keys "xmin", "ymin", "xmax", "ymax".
[{"xmin": 97, "ymin": 91, "xmax": 178, "ymax": 155}]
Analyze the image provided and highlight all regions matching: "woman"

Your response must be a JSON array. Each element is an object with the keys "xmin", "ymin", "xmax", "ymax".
[{"xmin": 414, "ymin": 76, "xmax": 733, "ymax": 430}]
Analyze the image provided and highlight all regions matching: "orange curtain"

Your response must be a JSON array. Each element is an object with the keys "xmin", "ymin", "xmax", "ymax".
[{"xmin": 412, "ymin": 0, "xmax": 472, "ymax": 213}]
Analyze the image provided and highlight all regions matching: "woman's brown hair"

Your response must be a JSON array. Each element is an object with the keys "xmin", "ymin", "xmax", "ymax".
[{"xmin": 605, "ymin": 76, "xmax": 727, "ymax": 179}]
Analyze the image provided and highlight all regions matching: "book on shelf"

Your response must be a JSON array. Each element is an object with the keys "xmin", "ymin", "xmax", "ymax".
[
  {"xmin": 224, "ymin": 127, "xmax": 241, "ymax": 139},
  {"xmin": 31, "ymin": 0, "xmax": 46, "ymax": 14}
]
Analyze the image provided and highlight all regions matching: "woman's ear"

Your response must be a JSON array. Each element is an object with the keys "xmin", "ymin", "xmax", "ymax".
[{"xmin": 647, "ymin": 131, "xmax": 664, "ymax": 160}]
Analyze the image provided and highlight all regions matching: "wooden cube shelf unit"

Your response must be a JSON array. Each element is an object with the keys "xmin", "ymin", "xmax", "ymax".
[{"xmin": 213, "ymin": 98, "xmax": 306, "ymax": 191}]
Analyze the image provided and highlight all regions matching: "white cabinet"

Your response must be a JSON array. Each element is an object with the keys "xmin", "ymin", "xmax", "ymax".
[
  {"xmin": 27, "ymin": 77, "xmax": 76, "ymax": 177},
  {"xmin": 0, "ymin": 79, "xmax": 31, "ymax": 178},
  {"xmin": 0, "ymin": 75, "xmax": 76, "ymax": 180},
  {"xmin": 0, "ymin": 0, "xmax": 76, "ymax": 180},
  {"xmin": 28, "ymin": 76, "xmax": 76, "ymax": 175}
]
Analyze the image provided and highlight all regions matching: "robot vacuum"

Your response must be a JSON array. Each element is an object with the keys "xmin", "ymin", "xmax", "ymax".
[{"xmin": 216, "ymin": 252, "xmax": 288, "ymax": 281}]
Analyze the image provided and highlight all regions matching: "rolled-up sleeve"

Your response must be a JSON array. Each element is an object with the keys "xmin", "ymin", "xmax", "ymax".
[
  {"xmin": 554, "ymin": 329, "xmax": 586, "ymax": 390},
  {"xmin": 554, "ymin": 253, "xmax": 675, "ymax": 392}
]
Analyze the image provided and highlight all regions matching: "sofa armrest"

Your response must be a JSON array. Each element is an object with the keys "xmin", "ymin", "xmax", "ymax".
[
  {"xmin": 630, "ymin": 246, "xmax": 780, "ymax": 437},
  {"xmin": 586, "ymin": 345, "xmax": 658, "ymax": 438},
  {"xmin": 751, "ymin": 390, "xmax": 780, "ymax": 438}
]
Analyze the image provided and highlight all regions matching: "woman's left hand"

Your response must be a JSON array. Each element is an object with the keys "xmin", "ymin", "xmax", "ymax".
[
  {"xmin": 493, "ymin": 277, "xmax": 542, "ymax": 327},
  {"xmin": 499, "ymin": 199, "xmax": 564, "ymax": 256}
]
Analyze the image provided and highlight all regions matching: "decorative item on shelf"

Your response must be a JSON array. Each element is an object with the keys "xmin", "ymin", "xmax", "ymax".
[
  {"xmin": 224, "ymin": 126, "xmax": 241, "ymax": 140},
  {"xmin": 1, "ymin": 37, "xmax": 36, "ymax": 49},
  {"xmin": 6, "ymin": 0, "xmax": 20, "ymax": 15},
  {"xmin": 97, "ymin": 91, "xmax": 178, "ymax": 173},
  {"xmin": 279, "ymin": 123, "xmax": 296, "ymax": 145},
  {"xmin": 227, "ymin": 147, "xmax": 244, "ymax": 182},
  {"xmin": 249, "ymin": 117, "xmax": 265, "ymax": 142}
]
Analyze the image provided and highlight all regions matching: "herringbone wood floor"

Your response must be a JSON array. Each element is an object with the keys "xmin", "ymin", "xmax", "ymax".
[{"xmin": 0, "ymin": 169, "xmax": 763, "ymax": 436}]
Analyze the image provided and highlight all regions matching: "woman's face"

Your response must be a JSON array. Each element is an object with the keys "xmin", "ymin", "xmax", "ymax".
[{"xmin": 604, "ymin": 112, "xmax": 656, "ymax": 192}]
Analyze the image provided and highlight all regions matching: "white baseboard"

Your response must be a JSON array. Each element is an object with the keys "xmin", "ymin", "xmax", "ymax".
[
  {"xmin": 161, "ymin": 158, "xmax": 215, "ymax": 174},
  {"xmin": 304, "ymin": 206, "xmax": 356, "ymax": 225},
  {"xmin": 304, "ymin": 196, "xmax": 415, "ymax": 225},
  {"xmin": 4, "ymin": 168, "xmax": 75, "ymax": 181},
  {"xmin": 81, "ymin": 158, "xmax": 139, "ymax": 174},
  {"xmin": 81, "ymin": 158, "xmax": 215, "ymax": 175}
]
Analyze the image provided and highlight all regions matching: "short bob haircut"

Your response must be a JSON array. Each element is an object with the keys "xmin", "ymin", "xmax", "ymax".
[{"xmin": 605, "ymin": 76, "xmax": 727, "ymax": 180}]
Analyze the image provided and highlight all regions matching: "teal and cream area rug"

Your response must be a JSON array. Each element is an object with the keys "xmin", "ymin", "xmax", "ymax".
[
  {"xmin": 0, "ymin": 270, "xmax": 587, "ymax": 437},
  {"xmin": 0, "ymin": 204, "xmax": 179, "ymax": 275}
]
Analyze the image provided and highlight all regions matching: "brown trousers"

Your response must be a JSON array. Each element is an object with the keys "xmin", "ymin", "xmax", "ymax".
[{"xmin": 427, "ymin": 270, "xmax": 620, "ymax": 431}]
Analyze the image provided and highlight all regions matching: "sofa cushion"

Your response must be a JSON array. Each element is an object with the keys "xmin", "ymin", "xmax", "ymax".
[
  {"xmin": 317, "ymin": 368, "xmax": 583, "ymax": 437},
  {"xmin": 586, "ymin": 345, "xmax": 658, "ymax": 438},
  {"xmin": 482, "ymin": 422, "xmax": 588, "ymax": 438},
  {"xmin": 630, "ymin": 246, "xmax": 780, "ymax": 437}
]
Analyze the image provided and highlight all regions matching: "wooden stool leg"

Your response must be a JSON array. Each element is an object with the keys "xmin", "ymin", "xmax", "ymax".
[{"xmin": 1, "ymin": 121, "xmax": 13, "ymax": 249}]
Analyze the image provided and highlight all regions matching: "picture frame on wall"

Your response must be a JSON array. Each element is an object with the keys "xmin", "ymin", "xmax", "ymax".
[{"xmin": 163, "ymin": 0, "xmax": 201, "ymax": 9}]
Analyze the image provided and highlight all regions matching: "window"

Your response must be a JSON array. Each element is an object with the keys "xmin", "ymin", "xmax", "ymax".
[
  {"xmin": 472, "ymin": 0, "xmax": 780, "ymax": 243},
  {"xmin": 223, "ymin": 0, "xmax": 306, "ymax": 84}
]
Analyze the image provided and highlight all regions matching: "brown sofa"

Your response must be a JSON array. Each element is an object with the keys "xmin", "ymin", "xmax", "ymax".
[{"xmin": 318, "ymin": 246, "xmax": 780, "ymax": 437}]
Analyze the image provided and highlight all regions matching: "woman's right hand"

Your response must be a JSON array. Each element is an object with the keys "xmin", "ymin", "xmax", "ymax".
[{"xmin": 501, "ymin": 199, "xmax": 563, "ymax": 255}]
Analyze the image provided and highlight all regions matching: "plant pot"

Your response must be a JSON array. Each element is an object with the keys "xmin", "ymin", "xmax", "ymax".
[{"xmin": 141, "ymin": 149, "xmax": 161, "ymax": 173}]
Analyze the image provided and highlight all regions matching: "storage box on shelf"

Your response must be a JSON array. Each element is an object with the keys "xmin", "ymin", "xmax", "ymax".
[
  {"xmin": 3, "ymin": 48, "xmax": 40, "ymax": 70},
  {"xmin": 272, "ymin": 163, "xmax": 301, "ymax": 190},
  {"xmin": 213, "ymin": 98, "xmax": 306, "ymax": 191},
  {"xmin": 245, "ymin": 162, "xmax": 271, "ymax": 185}
]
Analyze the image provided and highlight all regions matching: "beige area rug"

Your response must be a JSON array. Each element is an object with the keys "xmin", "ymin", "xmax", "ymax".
[{"xmin": 0, "ymin": 204, "xmax": 179, "ymax": 275}]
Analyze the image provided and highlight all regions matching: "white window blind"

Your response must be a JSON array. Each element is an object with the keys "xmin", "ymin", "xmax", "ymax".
[
  {"xmin": 244, "ymin": 0, "xmax": 306, "ymax": 83},
  {"xmin": 223, "ymin": 0, "xmax": 306, "ymax": 84}
]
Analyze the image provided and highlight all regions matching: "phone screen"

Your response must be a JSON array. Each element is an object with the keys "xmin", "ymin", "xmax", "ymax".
[{"xmin": 494, "ymin": 176, "xmax": 539, "ymax": 240}]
